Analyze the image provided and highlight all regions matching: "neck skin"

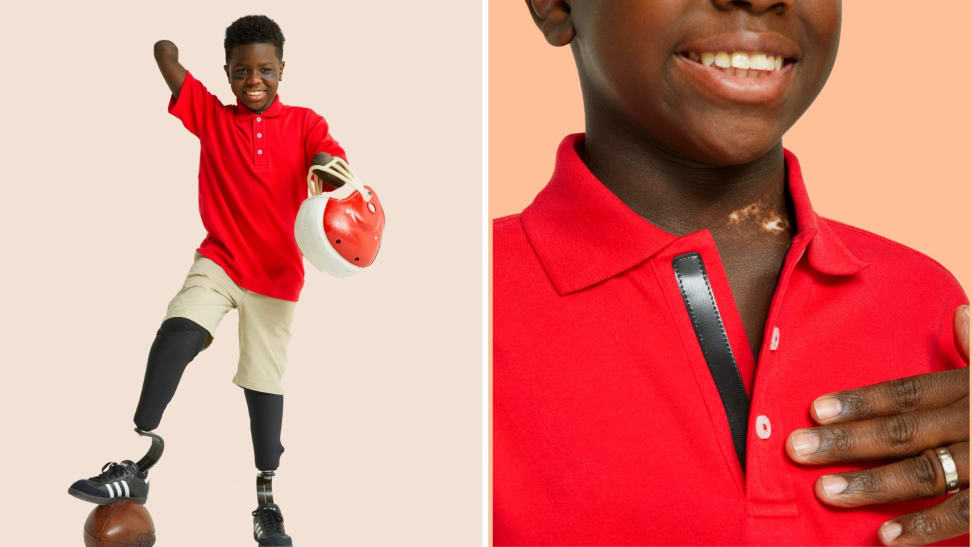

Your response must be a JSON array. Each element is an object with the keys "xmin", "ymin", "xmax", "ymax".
[{"xmin": 582, "ymin": 115, "xmax": 795, "ymax": 246}]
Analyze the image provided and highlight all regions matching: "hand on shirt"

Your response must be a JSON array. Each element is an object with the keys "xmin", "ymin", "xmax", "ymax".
[{"xmin": 786, "ymin": 305, "xmax": 969, "ymax": 545}]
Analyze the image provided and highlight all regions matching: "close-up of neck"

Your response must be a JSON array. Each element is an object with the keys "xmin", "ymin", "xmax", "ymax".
[{"xmin": 581, "ymin": 124, "xmax": 792, "ymax": 242}]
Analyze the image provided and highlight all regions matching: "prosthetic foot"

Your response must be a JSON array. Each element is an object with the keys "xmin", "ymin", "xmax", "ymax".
[
  {"xmin": 252, "ymin": 470, "xmax": 293, "ymax": 546},
  {"xmin": 67, "ymin": 428, "xmax": 164, "ymax": 505}
]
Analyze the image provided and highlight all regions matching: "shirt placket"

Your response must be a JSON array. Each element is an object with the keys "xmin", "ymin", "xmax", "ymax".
[
  {"xmin": 742, "ymin": 232, "xmax": 815, "ymax": 519},
  {"xmin": 652, "ymin": 230, "xmax": 807, "ymax": 518},
  {"xmin": 651, "ymin": 232, "xmax": 749, "ymax": 498},
  {"xmin": 253, "ymin": 115, "xmax": 268, "ymax": 169}
]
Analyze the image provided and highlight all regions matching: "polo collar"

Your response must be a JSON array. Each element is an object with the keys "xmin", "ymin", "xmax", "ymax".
[
  {"xmin": 521, "ymin": 134, "xmax": 868, "ymax": 295},
  {"xmin": 234, "ymin": 94, "xmax": 284, "ymax": 118}
]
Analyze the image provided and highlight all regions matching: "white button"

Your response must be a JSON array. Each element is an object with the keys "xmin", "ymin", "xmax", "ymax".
[
  {"xmin": 756, "ymin": 415, "xmax": 772, "ymax": 439},
  {"xmin": 257, "ymin": 149, "xmax": 263, "ymax": 155},
  {"xmin": 368, "ymin": 203, "xmax": 376, "ymax": 213},
  {"xmin": 256, "ymin": 117, "xmax": 261, "ymax": 122},
  {"xmin": 769, "ymin": 326, "xmax": 780, "ymax": 351},
  {"xmin": 257, "ymin": 132, "xmax": 262, "ymax": 138}
]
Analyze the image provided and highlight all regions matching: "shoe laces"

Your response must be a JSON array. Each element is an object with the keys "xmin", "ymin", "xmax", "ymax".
[
  {"xmin": 252, "ymin": 504, "xmax": 286, "ymax": 534},
  {"xmin": 92, "ymin": 461, "xmax": 134, "ymax": 482}
]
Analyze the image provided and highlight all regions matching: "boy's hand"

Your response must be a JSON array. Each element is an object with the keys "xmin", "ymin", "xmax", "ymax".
[
  {"xmin": 310, "ymin": 152, "xmax": 346, "ymax": 191},
  {"xmin": 786, "ymin": 305, "xmax": 970, "ymax": 545}
]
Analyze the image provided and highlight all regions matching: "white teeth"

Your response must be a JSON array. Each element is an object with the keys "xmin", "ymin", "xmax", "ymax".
[
  {"xmin": 731, "ymin": 52, "xmax": 750, "ymax": 69},
  {"xmin": 751, "ymin": 53, "xmax": 773, "ymax": 71},
  {"xmin": 689, "ymin": 51, "xmax": 785, "ymax": 72}
]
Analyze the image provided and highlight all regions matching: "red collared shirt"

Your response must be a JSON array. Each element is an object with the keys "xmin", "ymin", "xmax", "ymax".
[
  {"xmin": 168, "ymin": 71, "xmax": 346, "ymax": 301},
  {"xmin": 493, "ymin": 134, "xmax": 968, "ymax": 546}
]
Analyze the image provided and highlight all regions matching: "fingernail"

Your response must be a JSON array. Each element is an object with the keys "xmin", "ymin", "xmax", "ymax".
[
  {"xmin": 820, "ymin": 475, "xmax": 848, "ymax": 496},
  {"xmin": 813, "ymin": 397, "xmax": 842, "ymax": 421},
  {"xmin": 880, "ymin": 521, "xmax": 902, "ymax": 543},
  {"xmin": 790, "ymin": 430, "xmax": 820, "ymax": 457}
]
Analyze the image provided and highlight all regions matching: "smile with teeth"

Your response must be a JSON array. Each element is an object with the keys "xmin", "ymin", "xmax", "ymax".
[
  {"xmin": 246, "ymin": 90, "xmax": 266, "ymax": 97},
  {"xmin": 682, "ymin": 51, "xmax": 789, "ymax": 78}
]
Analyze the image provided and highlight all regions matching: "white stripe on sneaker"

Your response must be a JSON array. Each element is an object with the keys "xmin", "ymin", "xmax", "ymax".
[
  {"xmin": 121, "ymin": 480, "xmax": 130, "ymax": 497},
  {"xmin": 105, "ymin": 483, "xmax": 115, "ymax": 498}
]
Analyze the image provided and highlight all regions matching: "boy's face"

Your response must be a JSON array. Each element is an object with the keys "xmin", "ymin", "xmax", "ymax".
[
  {"xmin": 536, "ymin": 0, "xmax": 841, "ymax": 166},
  {"xmin": 224, "ymin": 43, "xmax": 285, "ymax": 114}
]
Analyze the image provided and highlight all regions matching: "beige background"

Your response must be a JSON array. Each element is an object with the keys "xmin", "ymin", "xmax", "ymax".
[
  {"xmin": 489, "ymin": 2, "xmax": 972, "ymax": 292},
  {"xmin": 2, "ymin": 1, "xmax": 481, "ymax": 545}
]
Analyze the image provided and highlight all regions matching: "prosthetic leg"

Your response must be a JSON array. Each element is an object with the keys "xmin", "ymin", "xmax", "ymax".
[
  {"xmin": 68, "ymin": 318, "xmax": 206, "ymax": 505},
  {"xmin": 257, "ymin": 470, "xmax": 276, "ymax": 506},
  {"xmin": 246, "ymin": 388, "xmax": 292, "ymax": 545},
  {"xmin": 252, "ymin": 469, "xmax": 292, "ymax": 545},
  {"xmin": 134, "ymin": 427, "xmax": 165, "ymax": 474}
]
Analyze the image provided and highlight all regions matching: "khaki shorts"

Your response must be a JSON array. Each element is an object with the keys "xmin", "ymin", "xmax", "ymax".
[{"xmin": 164, "ymin": 253, "xmax": 296, "ymax": 395}]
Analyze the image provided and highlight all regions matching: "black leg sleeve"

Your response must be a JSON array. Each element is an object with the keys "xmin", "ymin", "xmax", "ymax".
[
  {"xmin": 132, "ymin": 317, "xmax": 210, "ymax": 431},
  {"xmin": 244, "ymin": 388, "xmax": 285, "ymax": 471}
]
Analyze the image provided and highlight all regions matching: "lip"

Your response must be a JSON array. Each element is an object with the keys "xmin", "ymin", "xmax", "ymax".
[
  {"xmin": 243, "ymin": 89, "xmax": 267, "ymax": 101},
  {"xmin": 677, "ymin": 30, "xmax": 801, "ymax": 60},
  {"xmin": 673, "ymin": 54, "xmax": 796, "ymax": 105}
]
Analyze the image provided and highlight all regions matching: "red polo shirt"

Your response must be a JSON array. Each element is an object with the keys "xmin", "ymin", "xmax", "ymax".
[
  {"xmin": 168, "ymin": 71, "xmax": 346, "ymax": 301},
  {"xmin": 493, "ymin": 134, "xmax": 969, "ymax": 546}
]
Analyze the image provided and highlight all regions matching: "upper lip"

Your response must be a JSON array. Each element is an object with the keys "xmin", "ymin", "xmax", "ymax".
[
  {"xmin": 245, "ymin": 89, "xmax": 266, "ymax": 94},
  {"xmin": 677, "ymin": 31, "xmax": 801, "ymax": 60}
]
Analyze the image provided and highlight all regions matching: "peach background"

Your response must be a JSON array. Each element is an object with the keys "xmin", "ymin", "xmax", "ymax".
[
  {"xmin": 2, "ymin": 1, "xmax": 481, "ymax": 545},
  {"xmin": 489, "ymin": 2, "xmax": 972, "ymax": 293}
]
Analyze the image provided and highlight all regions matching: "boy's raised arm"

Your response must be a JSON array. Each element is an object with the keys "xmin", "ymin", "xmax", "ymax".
[{"xmin": 153, "ymin": 40, "xmax": 187, "ymax": 98}]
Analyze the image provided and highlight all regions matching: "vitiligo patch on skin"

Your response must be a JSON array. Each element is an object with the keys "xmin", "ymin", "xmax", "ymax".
[
  {"xmin": 727, "ymin": 203, "xmax": 791, "ymax": 234},
  {"xmin": 728, "ymin": 203, "xmax": 762, "ymax": 223},
  {"xmin": 761, "ymin": 216, "xmax": 788, "ymax": 233}
]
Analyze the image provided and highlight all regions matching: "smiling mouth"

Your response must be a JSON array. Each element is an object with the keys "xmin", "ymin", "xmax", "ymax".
[
  {"xmin": 678, "ymin": 51, "xmax": 796, "ymax": 78},
  {"xmin": 245, "ymin": 90, "xmax": 266, "ymax": 99},
  {"xmin": 673, "ymin": 51, "xmax": 797, "ymax": 105}
]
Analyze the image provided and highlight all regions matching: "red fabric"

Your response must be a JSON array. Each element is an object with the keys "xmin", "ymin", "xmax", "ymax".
[
  {"xmin": 168, "ymin": 71, "xmax": 346, "ymax": 301},
  {"xmin": 493, "ymin": 134, "xmax": 969, "ymax": 546}
]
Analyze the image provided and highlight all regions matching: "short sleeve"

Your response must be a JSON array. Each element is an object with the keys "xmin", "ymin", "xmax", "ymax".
[
  {"xmin": 167, "ymin": 70, "xmax": 222, "ymax": 138},
  {"xmin": 304, "ymin": 111, "xmax": 347, "ymax": 165}
]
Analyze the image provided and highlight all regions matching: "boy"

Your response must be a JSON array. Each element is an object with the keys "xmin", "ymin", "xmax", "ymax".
[
  {"xmin": 494, "ymin": 1, "xmax": 969, "ymax": 545},
  {"xmin": 68, "ymin": 15, "xmax": 347, "ymax": 546}
]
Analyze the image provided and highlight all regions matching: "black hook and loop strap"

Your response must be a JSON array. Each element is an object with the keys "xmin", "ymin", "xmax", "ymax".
[{"xmin": 672, "ymin": 252, "xmax": 750, "ymax": 470}]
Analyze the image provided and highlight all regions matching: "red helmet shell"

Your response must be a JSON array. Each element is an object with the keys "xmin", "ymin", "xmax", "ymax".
[{"xmin": 322, "ymin": 186, "xmax": 384, "ymax": 267}]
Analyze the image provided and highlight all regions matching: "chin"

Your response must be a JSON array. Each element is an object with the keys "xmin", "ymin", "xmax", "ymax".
[{"xmin": 681, "ymin": 123, "xmax": 783, "ymax": 167}]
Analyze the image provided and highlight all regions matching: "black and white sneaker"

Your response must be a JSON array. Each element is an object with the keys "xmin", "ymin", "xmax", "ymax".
[
  {"xmin": 252, "ymin": 503, "xmax": 293, "ymax": 546},
  {"xmin": 68, "ymin": 460, "xmax": 149, "ymax": 504}
]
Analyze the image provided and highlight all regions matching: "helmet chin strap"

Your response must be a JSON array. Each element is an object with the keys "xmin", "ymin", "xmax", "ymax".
[{"xmin": 307, "ymin": 157, "xmax": 372, "ymax": 201}]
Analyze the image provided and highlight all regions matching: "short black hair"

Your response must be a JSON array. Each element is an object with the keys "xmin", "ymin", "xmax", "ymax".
[{"xmin": 224, "ymin": 15, "xmax": 284, "ymax": 63}]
